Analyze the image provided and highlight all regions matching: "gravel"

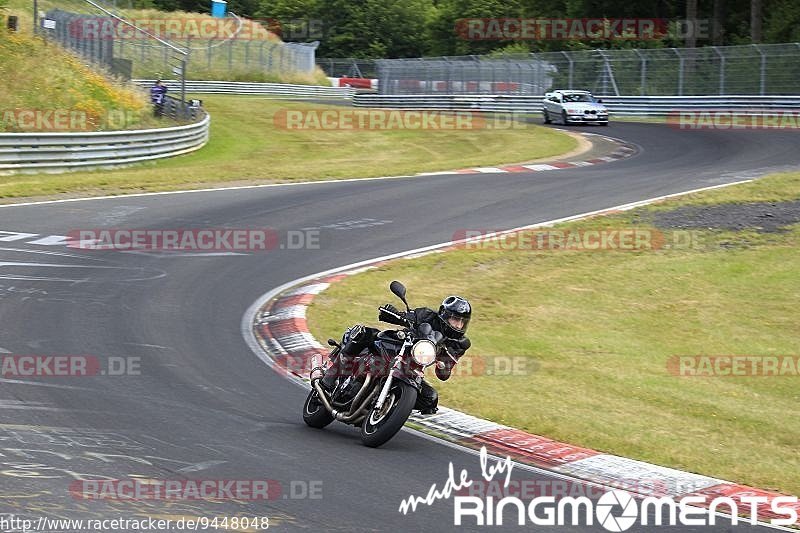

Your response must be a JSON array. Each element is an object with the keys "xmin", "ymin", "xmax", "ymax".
[{"xmin": 652, "ymin": 201, "xmax": 800, "ymax": 233}]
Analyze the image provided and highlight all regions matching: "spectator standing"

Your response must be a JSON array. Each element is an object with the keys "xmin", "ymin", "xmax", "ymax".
[{"xmin": 150, "ymin": 80, "xmax": 168, "ymax": 117}]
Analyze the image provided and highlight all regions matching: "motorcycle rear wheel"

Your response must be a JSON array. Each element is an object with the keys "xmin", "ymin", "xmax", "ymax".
[{"xmin": 360, "ymin": 382, "xmax": 417, "ymax": 448}]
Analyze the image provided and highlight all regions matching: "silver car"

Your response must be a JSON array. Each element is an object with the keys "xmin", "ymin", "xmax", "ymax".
[{"xmin": 543, "ymin": 90, "xmax": 609, "ymax": 126}]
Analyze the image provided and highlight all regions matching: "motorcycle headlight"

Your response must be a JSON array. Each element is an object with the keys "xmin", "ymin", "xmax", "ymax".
[{"xmin": 411, "ymin": 340, "xmax": 437, "ymax": 366}]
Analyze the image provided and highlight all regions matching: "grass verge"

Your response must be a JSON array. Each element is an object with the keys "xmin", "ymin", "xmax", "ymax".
[
  {"xmin": 0, "ymin": 26, "xmax": 154, "ymax": 131},
  {"xmin": 307, "ymin": 171, "xmax": 800, "ymax": 497},
  {"xmin": 0, "ymin": 96, "xmax": 577, "ymax": 201}
]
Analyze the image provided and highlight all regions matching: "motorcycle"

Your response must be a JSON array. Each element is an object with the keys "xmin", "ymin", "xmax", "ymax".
[{"xmin": 302, "ymin": 280, "xmax": 450, "ymax": 447}]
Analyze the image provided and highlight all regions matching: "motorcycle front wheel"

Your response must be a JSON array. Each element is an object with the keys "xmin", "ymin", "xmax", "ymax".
[
  {"xmin": 302, "ymin": 389, "xmax": 334, "ymax": 428},
  {"xmin": 360, "ymin": 381, "xmax": 417, "ymax": 448}
]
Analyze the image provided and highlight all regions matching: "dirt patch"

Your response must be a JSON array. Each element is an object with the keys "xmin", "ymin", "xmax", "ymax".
[{"xmin": 652, "ymin": 201, "xmax": 800, "ymax": 233}]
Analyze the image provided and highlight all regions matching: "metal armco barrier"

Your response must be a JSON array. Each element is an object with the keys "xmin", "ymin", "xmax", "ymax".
[
  {"xmin": 353, "ymin": 94, "xmax": 800, "ymax": 116},
  {"xmin": 134, "ymin": 80, "xmax": 354, "ymax": 98},
  {"xmin": 0, "ymin": 114, "xmax": 210, "ymax": 173}
]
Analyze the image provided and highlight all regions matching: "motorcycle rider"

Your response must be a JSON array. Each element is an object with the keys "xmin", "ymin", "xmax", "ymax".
[{"xmin": 319, "ymin": 295, "xmax": 472, "ymax": 415}]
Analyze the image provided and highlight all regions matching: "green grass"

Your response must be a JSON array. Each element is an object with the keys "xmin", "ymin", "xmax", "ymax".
[
  {"xmin": 0, "ymin": 96, "xmax": 577, "ymax": 200},
  {"xmin": 0, "ymin": 26, "xmax": 156, "ymax": 131},
  {"xmin": 307, "ymin": 171, "xmax": 800, "ymax": 497}
]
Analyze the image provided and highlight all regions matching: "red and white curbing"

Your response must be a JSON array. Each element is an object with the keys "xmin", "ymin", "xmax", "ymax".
[
  {"xmin": 417, "ymin": 132, "xmax": 637, "ymax": 176},
  {"xmin": 249, "ymin": 192, "xmax": 797, "ymax": 526}
]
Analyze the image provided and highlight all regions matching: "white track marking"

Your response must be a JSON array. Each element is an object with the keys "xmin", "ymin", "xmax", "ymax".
[
  {"xmin": 240, "ymin": 177, "xmax": 795, "ymax": 531},
  {"xmin": 0, "ymin": 133, "xmax": 640, "ymax": 210}
]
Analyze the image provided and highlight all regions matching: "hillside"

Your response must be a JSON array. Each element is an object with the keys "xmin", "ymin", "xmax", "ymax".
[
  {"xmin": 2, "ymin": 0, "xmax": 330, "ymax": 84},
  {"xmin": 0, "ymin": 25, "xmax": 157, "ymax": 132}
]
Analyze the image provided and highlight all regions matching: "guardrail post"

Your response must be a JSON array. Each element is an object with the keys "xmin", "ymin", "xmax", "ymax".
[
  {"xmin": 712, "ymin": 46, "xmax": 725, "ymax": 95},
  {"xmin": 180, "ymin": 57, "xmax": 187, "ymax": 120},
  {"xmin": 754, "ymin": 44, "xmax": 766, "ymax": 95},
  {"xmin": 633, "ymin": 49, "xmax": 647, "ymax": 95},
  {"xmin": 597, "ymin": 50, "xmax": 620, "ymax": 96},
  {"xmin": 673, "ymin": 48, "xmax": 684, "ymax": 96},
  {"xmin": 561, "ymin": 51, "xmax": 574, "ymax": 90}
]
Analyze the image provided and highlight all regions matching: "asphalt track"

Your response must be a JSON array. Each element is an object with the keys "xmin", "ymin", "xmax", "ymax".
[{"xmin": 0, "ymin": 120, "xmax": 798, "ymax": 532}]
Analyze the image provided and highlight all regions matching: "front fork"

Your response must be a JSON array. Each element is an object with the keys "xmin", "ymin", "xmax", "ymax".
[
  {"xmin": 373, "ymin": 356, "xmax": 400, "ymax": 411},
  {"xmin": 374, "ymin": 341, "xmax": 422, "ymax": 410}
]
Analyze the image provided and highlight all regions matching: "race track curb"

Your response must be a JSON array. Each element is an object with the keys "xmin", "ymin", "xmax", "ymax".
[
  {"xmin": 247, "ymin": 188, "xmax": 798, "ymax": 527},
  {"xmin": 416, "ymin": 132, "xmax": 637, "ymax": 176}
]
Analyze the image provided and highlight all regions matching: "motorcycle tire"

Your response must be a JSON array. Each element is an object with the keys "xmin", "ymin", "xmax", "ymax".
[
  {"xmin": 303, "ymin": 389, "xmax": 334, "ymax": 428},
  {"xmin": 360, "ymin": 381, "xmax": 417, "ymax": 448}
]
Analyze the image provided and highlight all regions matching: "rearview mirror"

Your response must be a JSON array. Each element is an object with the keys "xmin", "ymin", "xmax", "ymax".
[
  {"xmin": 390, "ymin": 280, "xmax": 406, "ymax": 299},
  {"xmin": 390, "ymin": 280, "xmax": 410, "ymax": 311}
]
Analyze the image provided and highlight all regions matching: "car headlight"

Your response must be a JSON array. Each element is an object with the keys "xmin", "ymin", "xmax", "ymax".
[
  {"xmin": 567, "ymin": 109, "xmax": 581, "ymax": 114},
  {"xmin": 411, "ymin": 340, "xmax": 437, "ymax": 366}
]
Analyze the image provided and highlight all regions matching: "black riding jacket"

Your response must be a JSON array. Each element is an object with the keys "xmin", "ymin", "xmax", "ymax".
[
  {"xmin": 340, "ymin": 306, "xmax": 471, "ymax": 382},
  {"xmin": 409, "ymin": 307, "xmax": 470, "ymax": 381}
]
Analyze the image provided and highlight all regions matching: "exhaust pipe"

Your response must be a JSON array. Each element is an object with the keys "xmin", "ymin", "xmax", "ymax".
[
  {"xmin": 348, "ymin": 374, "xmax": 372, "ymax": 408},
  {"xmin": 335, "ymin": 388, "xmax": 379, "ymax": 423},
  {"xmin": 312, "ymin": 377, "xmax": 380, "ymax": 424},
  {"xmin": 311, "ymin": 379, "xmax": 336, "ymax": 413}
]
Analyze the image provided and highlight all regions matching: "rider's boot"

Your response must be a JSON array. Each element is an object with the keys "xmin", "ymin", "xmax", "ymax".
[{"xmin": 320, "ymin": 358, "xmax": 340, "ymax": 393}]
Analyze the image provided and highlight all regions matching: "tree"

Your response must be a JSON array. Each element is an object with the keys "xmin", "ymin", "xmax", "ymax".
[
  {"xmin": 310, "ymin": 0, "xmax": 433, "ymax": 58},
  {"xmin": 427, "ymin": 0, "xmax": 524, "ymax": 56},
  {"xmin": 685, "ymin": 0, "xmax": 697, "ymax": 48},
  {"xmin": 750, "ymin": 0, "xmax": 762, "ymax": 43},
  {"xmin": 712, "ymin": 0, "xmax": 725, "ymax": 45}
]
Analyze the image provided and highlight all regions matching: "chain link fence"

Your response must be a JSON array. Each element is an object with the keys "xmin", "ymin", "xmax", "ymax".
[
  {"xmin": 316, "ymin": 58, "xmax": 378, "ymax": 79},
  {"xmin": 39, "ymin": 7, "xmax": 319, "ymax": 84},
  {"xmin": 377, "ymin": 43, "xmax": 800, "ymax": 96}
]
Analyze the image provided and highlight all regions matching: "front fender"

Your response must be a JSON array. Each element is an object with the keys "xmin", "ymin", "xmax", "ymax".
[{"xmin": 390, "ymin": 367, "xmax": 422, "ymax": 390}]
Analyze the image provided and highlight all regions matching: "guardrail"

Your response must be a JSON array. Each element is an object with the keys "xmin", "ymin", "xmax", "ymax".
[
  {"xmin": 0, "ymin": 113, "xmax": 210, "ymax": 173},
  {"xmin": 134, "ymin": 79, "xmax": 354, "ymax": 98},
  {"xmin": 353, "ymin": 94, "xmax": 800, "ymax": 116}
]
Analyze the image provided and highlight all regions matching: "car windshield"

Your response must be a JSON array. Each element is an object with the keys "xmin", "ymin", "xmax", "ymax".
[{"xmin": 563, "ymin": 94, "xmax": 593, "ymax": 102}]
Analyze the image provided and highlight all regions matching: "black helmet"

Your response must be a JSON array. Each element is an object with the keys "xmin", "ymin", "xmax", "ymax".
[{"xmin": 438, "ymin": 295, "xmax": 471, "ymax": 338}]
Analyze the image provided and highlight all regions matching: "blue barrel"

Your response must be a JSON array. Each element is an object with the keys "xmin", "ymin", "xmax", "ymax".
[{"xmin": 211, "ymin": 0, "xmax": 227, "ymax": 18}]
